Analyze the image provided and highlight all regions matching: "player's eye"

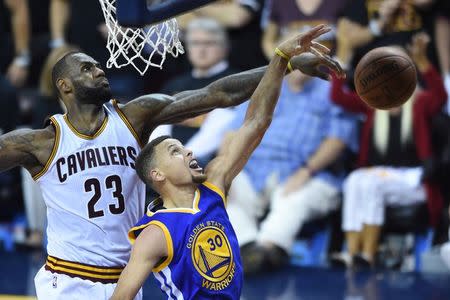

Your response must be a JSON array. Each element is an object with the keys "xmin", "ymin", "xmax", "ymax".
[{"xmin": 82, "ymin": 64, "xmax": 92, "ymax": 72}]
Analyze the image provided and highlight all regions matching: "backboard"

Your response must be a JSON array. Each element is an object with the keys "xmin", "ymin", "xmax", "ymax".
[{"xmin": 116, "ymin": 0, "xmax": 218, "ymax": 27}]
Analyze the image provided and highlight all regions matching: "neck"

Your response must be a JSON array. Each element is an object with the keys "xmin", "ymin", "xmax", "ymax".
[
  {"xmin": 159, "ymin": 183, "xmax": 198, "ymax": 209},
  {"xmin": 64, "ymin": 100, "xmax": 106, "ymax": 135}
]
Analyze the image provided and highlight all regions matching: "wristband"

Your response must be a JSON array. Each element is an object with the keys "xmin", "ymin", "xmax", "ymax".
[
  {"xmin": 275, "ymin": 47, "xmax": 290, "ymax": 61},
  {"xmin": 369, "ymin": 19, "xmax": 382, "ymax": 37},
  {"xmin": 13, "ymin": 52, "xmax": 31, "ymax": 67},
  {"xmin": 287, "ymin": 61, "xmax": 294, "ymax": 73},
  {"xmin": 50, "ymin": 38, "xmax": 66, "ymax": 49}
]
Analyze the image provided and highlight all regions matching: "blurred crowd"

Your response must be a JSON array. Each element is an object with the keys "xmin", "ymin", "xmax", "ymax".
[{"xmin": 1, "ymin": 0, "xmax": 450, "ymax": 274}]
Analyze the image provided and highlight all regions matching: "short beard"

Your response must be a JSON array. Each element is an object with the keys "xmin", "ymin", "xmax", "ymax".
[
  {"xmin": 73, "ymin": 82, "xmax": 112, "ymax": 105},
  {"xmin": 192, "ymin": 173, "xmax": 207, "ymax": 184}
]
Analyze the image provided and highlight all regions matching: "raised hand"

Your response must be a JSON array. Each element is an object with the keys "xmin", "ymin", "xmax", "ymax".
[
  {"xmin": 290, "ymin": 52, "xmax": 346, "ymax": 80},
  {"xmin": 276, "ymin": 24, "xmax": 331, "ymax": 59},
  {"xmin": 378, "ymin": 0, "xmax": 402, "ymax": 29},
  {"xmin": 6, "ymin": 61, "xmax": 28, "ymax": 88},
  {"xmin": 407, "ymin": 32, "xmax": 431, "ymax": 71}
]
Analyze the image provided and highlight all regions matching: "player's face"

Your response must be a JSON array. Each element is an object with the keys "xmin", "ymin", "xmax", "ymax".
[
  {"xmin": 68, "ymin": 53, "xmax": 112, "ymax": 105},
  {"xmin": 154, "ymin": 139, "xmax": 207, "ymax": 186},
  {"xmin": 186, "ymin": 30, "xmax": 226, "ymax": 70}
]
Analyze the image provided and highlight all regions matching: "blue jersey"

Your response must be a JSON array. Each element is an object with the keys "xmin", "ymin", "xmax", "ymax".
[{"xmin": 129, "ymin": 182, "xmax": 243, "ymax": 300}]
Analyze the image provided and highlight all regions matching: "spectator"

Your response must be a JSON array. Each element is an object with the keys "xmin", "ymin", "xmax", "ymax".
[
  {"xmin": 434, "ymin": 0, "xmax": 450, "ymax": 114},
  {"xmin": 0, "ymin": 0, "xmax": 30, "ymax": 228},
  {"xmin": 1, "ymin": 0, "xmax": 30, "ymax": 88},
  {"xmin": 441, "ymin": 206, "xmax": 450, "ymax": 269},
  {"xmin": 178, "ymin": 0, "xmax": 267, "ymax": 70},
  {"xmin": 336, "ymin": 0, "xmax": 434, "ymax": 71},
  {"xmin": 330, "ymin": 33, "xmax": 447, "ymax": 268},
  {"xmin": 262, "ymin": 0, "xmax": 346, "ymax": 60},
  {"xmin": 0, "ymin": 0, "xmax": 30, "ymax": 132},
  {"xmin": 152, "ymin": 18, "xmax": 239, "ymax": 163},
  {"xmin": 225, "ymin": 52, "xmax": 358, "ymax": 274}
]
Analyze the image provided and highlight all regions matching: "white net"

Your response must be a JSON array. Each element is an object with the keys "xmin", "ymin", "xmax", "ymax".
[{"xmin": 98, "ymin": 0, "xmax": 184, "ymax": 75}]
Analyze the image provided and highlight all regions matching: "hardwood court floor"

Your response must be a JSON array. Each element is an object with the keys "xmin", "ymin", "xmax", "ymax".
[{"xmin": 1, "ymin": 250, "xmax": 450, "ymax": 299}]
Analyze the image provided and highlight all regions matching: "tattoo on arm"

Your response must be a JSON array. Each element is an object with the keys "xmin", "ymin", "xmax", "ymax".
[
  {"xmin": 151, "ymin": 66, "xmax": 268, "ymax": 125},
  {"xmin": 0, "ymin": 129, "xmax": 44, "ymax": 172}
]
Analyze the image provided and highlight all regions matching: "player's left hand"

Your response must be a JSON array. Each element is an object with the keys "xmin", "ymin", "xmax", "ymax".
[
  {"xmin": 290, "ymin": 52, "xmax": 346, "ymax": 80},
  {"xmin": 282, "ymin": 167, "xmax": 311, "ymax": 196},
  {"xmin": 277, "ymin": 24, "xmax": 331, "ymax": 58}
]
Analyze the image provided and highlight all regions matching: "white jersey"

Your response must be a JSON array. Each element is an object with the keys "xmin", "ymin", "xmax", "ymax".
[{"xmin": 35, "ymin": 100, "xmax": 146, "ymax": 270}]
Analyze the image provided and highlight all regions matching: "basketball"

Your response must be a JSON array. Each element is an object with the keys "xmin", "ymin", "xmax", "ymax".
[{"xmin": 354, "ymin": 47, "xmax": 417, "ymax": 110}]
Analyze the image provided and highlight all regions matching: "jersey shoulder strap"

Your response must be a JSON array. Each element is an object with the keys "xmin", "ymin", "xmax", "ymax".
[{"xmin": 106, "ymin": 100, "xmax": 144, "ymax": 148}]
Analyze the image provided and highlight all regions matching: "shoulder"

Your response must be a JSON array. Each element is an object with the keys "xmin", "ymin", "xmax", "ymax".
[
  {"xmin": 131, "ymin": 223, "xmax": 170, "ymax": 268},
  {"xmin": 129, "ymin": 210, "xmax": 178, "ymax": 244},
  {"xmin": 201, "ymin": 181, "xmax": 227, "ymax": 203},
  {"xmin": 36, "ymin": 123, "xmax": 58, "ymax": 147},
  {"xmin": 138, "ymin": 223, "xmax": 167, "ymax": 242}
]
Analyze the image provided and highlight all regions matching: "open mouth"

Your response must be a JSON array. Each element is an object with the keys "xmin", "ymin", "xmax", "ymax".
[{"xmin": 189, "ymin": 159, "xmax": 203, "ymax": 172}]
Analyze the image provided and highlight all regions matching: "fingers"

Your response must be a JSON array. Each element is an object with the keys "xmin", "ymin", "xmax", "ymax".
[
  {"xmin": 294, "ymin": 42, "xmax": 329, "ymax": 57},
  {"xmin": 311, "ymin": 42, "xmax": 330, "ymax": 55},
  {"xmin": 306, "ymin": 24, "xmax": 331, "ymax": 39},
  {"xmin": 278, "ymin": 24, "xmax": 331, "ymax": 57},
  {"xmin": 296, "ymin": 24, "xmax": 331, "ymax": 44},
  {"xmin": 310, "ymin": 47, "xmax": 326, "ymax": 58},
  {"xmin": 325, "ymin": 56, "xmax": 346, "ymax": 79},
  {"xmin": 312, "ymin": 70, "xmax": 331, "ymax": 81},
  {"xmin": 416, "ymin": 32, "xmax": 430, "ymax": 45},
  {"xmin": 316, "ymin": 55, "xmax": 346, "ymax": 80},
  {"xmin": 309, "ymin": 55, "xmax": 346, "ymax": 80}
]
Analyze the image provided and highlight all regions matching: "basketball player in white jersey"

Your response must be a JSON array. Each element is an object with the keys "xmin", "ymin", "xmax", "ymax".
[{"xmin": 0, "ymin": 40, "xmax": 342, "ymax": 299}]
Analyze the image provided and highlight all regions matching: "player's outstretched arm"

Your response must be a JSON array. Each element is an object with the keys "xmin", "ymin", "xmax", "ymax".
[
  {"xmin": 116, "ymin": 66, "xmax": 268, "ymax": 142},
  {"xmin": 205, "ymin": 25, "xmax": 333, "ymax": 193},
  {"xmin": 116, "ymin": 42, "xmax": 344, "ymax": 143},
  {"xmin": 110, "ymin": 225, "xmax": 167, "ymax": 300},
  {"xmin": 0, "ymin": 128, "xmax": 53, "ymax": 175}
]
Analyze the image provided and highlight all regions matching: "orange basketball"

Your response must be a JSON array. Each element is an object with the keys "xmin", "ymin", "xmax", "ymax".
[{"xmin": 354, "ymin": 47, "xmax": 417, "ymax": 110}]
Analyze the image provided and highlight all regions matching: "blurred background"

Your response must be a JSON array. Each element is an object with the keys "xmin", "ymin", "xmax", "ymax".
[{"xmin": 0, "ymin": 0, "xmax": 450, "ymax": 299}]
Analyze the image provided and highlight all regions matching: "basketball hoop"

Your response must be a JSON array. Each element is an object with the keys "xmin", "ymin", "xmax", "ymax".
[
  {"xmin": 98, "ymin": 0, "xmax": 218, "ymax": 75},
  {"xmin": 98, "ymin": 0, "xmax": 183, "ymax": 75}
]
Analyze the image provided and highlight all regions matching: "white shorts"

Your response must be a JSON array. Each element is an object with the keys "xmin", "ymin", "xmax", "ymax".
[{"xmin": 34, "ymin": 266, "xmax": 143, "ymax": 300}]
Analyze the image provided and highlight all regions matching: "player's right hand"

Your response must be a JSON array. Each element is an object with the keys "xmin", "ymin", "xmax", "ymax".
[
  {"xmin": 290, "ymin": 52, "xmax": 346, "ymax": 80},
  {"xmin": 276, "ymin": 24, "xmax": 331, "ymax": 59}
]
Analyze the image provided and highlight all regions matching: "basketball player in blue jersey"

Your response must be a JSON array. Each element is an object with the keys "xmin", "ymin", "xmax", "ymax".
[{"xmin": 110, "ymin": 24, "xmax": 345, "ymax": 300}]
